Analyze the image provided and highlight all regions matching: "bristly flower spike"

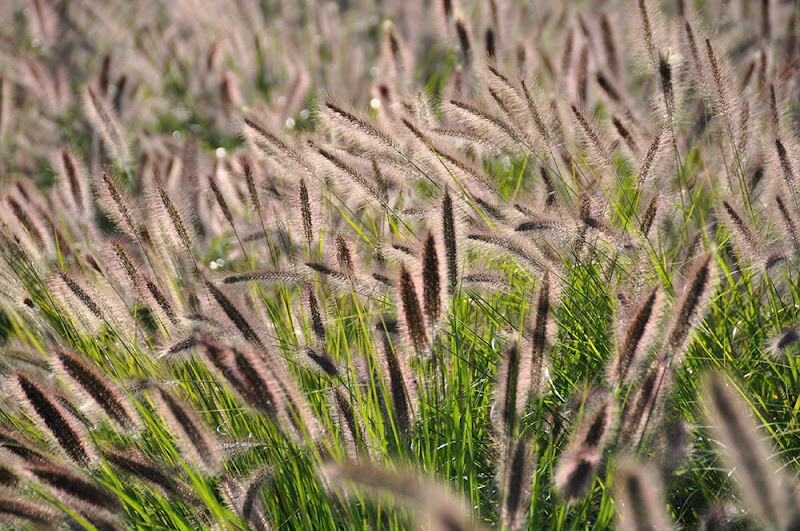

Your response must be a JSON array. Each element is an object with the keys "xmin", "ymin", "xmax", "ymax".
[
  {"xmin": 398, "ymin": 264, "xmax": 428, "ymax": 357},
  {"xmin": 421, "ymin": 231, "xmax": 442, "ymax": 326}
]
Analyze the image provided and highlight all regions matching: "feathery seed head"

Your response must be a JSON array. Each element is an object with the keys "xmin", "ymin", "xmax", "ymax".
[
  {"xmin": 150, "ymin": 386, "xmax": 221, "ymax": 473},
  {"xmin": 14, "ymin": 373, "xmax": 95, "ymax": 465},
  {"xmin": 52, "ymin": 348, "xmax": 140, "ymax": 431},
  {"xmin": 421, "ymin": 231, "xmax": 443, "ymax": 325},
  {"xmin": 614, "ymin": 460, "xmax": 673, "ymax": 530},
  {"xmin": 398, "ymin": 263, "xmax": 429, "ymax": 357}
]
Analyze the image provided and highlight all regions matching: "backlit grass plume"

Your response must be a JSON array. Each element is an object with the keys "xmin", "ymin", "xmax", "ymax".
[
  {"xmin": 12, "ymin": 373, "xmax": 96, "ymax": 466},
  {"xmin": 51, "ymin": 348, "xmax": 140, "ymax": 431},
  {"xmin": 613, "ymin": 460, "xmax": 673, "ymax": 531},
  {"xmin": 398, "ymin": 263, "xmax": 428, "ymax": 357},
  {"xmin": 322, "ymin": 460, "xmax": 483, "ymax": 531},
  {"xmin": 701, "ymin": 372, "xmax": 800, "ymax": 528},
  {"xmin": 150, "ymin": 386, "xmax": 221, "ymax": 474}
]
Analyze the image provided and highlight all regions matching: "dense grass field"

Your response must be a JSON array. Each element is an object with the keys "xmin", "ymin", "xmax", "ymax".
[{"xmin": 0, "ymin": 0, "xmax": 799, "ymax": 529}]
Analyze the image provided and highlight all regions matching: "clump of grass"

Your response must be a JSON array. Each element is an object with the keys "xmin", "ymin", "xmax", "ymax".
[{"xmin": 0, "ymin": 0, "xmax": 798, "ymax": 528}]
